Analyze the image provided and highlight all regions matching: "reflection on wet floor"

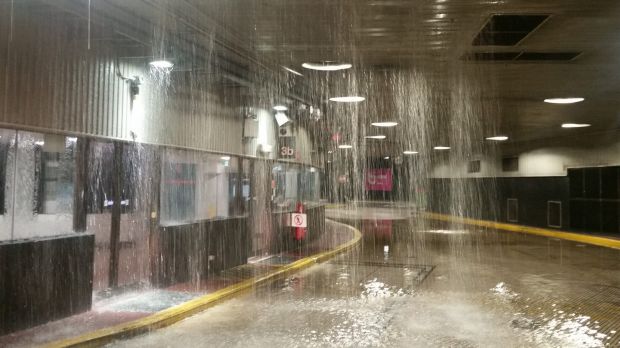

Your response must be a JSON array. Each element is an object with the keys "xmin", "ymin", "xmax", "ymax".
[{"xmin": 112, "ymin": 210, "xmax": 619, "ymax": 348}]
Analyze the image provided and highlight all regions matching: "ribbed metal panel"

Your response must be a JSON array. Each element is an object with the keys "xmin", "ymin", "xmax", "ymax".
[{"xmin": 0, "ymin": 6, "xmax": 244, "ymax": 155}]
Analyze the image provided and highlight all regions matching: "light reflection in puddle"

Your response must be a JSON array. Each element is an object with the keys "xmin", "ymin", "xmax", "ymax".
[{"xmin": 420, "ymin": 229, "xmax": 469, "ymax": 235}]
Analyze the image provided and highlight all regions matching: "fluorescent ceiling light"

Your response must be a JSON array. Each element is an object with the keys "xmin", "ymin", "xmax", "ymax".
[
  {"xmin": 338, "ymin": 144, "xmax": 353, "ymax": 149},
  {"xmin": 561, "ymin": 123, "xmax": 591, "ymax": 128},
  {"xmin": 434, "ymin": 146, "xmax": 450, "ymax": 150},
  {"xmin": 544, "ymin": 98, "xmax": 584, "ymax": 104},
  {"xmin": 221, "ymin": 156, "xmax": 231, "ymax": 161},
  {"xmin": 273, "ymin": 105, "xmax": 288, "ymax": 111},
  {"xmin": 302, "ymin": 62, "xmax": 352, "ymax": 71},
  {"xmin": 486, "ymin": 136, "xmax": 508, "ymax": 141},
  {"xmin": 275, "ymin": 112, "xmax": 291, "ymax": 127},
  {"xmin": 283, "ymin": 66, "xmax": 303, "ymax": 76},
  {"xmin": 403, "ymin": 151, "xmax": 418, "ymax": 155},
  {"xmin": 329, "ymin": 96, "xmax": 365, "ymax": 103},
  {"xmin": 149, "ymin": 60, "xmax": 174, "ymax": 69},
  {"xmin": 365, "ymin": 135, "xmax": 386, "ymax": 139},
  {"xmin": 371, "ymin": 121, "xmax": 398, "ymax": 127}
]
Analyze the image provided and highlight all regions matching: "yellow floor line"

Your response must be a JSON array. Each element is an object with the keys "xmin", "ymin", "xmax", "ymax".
[
  {"xmin": 47, "ymin": 220, "xmax": 362, "ymax": 348},
  {"xmin": 421, "ymin": 212, "xmax": 620, "ymax": 250}
]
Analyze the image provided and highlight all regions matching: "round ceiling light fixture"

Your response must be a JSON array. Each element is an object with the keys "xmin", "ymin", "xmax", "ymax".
[
  {"xmin": 329, "ymin": 96, "xmax": 365, "ymax": 103},
  {"xmin": 371, "ymin": 121, "xmax": 398, "ymax": 127},
  {"xmin": 403, "ymin": 151, "xmax": 418, "ymax": 155},
  {"xmin": 365, "ymin": 135, "xmax": 386, "ymax": 139},
  {"xmin": 544, "ymin": 98, "xmax": 584, "ymax": 104},
  {"xmin": 338, "ymin": 144, "xmax": 353, "ymax": 149},
  {"xmin": 302, "ymin": 61, "xmax": 352, "ymax": 71},
  {"xmin": 561, "ymin": 123, "xmax": 591, "ymax": 128},
  {"xmin": 149, "ymin": 60, "xmax": 174, "ymax": 69},
  {"xmin": 486, "ymin": 136, "xmax": 509, "ymax": 141}
]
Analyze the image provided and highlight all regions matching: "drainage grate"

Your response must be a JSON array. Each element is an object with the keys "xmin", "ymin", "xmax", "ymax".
[{"xmin": 328, "ymin": 260, "xmax": 435, "ymax": 283}]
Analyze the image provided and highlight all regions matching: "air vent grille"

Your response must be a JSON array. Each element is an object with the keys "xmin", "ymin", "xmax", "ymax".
[
  {"xmin": 516, "ymin": 52, "xmax": 581, "ymax": 61},
  {"xmin": 462, "ymin": 52, "xmax": 521, "ymax": 61},
  {"xmin": 473, "ymin": 14, "xmax": 549, "ymax": 46},
  {"xmin": 462, "ymin": 51, "xmax": 581, "ymax": 62}
]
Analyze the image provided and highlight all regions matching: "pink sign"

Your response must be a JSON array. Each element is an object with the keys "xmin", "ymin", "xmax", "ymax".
[{"xmin": 365, "ymin": 168, "xmax": 393, "ymax": 191}]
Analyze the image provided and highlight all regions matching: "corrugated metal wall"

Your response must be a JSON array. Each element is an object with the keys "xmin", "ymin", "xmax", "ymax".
[{"xmin": 0, "ymin": 5, "xmax": 244, "ymax": 155}]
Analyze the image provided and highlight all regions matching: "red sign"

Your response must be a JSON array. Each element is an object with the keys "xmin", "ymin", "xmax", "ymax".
[{"xmin": 365, "ymin": 168, "xmax": 393, "ymax": 191}]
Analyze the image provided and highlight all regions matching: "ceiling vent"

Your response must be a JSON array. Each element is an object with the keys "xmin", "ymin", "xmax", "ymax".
[
  {"xmin": 473, "ymin": 14, "xmax": 550, "ymax": 46},
  {"xmin": 462, "ymin": 52, "xmax": 521, "ymax": 61},
  {"xmin": 462, "ymin": 51, "xmax": 581, "ymax": 62},
  {"xmin": 515, "ymin": 52, "xmax": 581, "ymax": 61}
]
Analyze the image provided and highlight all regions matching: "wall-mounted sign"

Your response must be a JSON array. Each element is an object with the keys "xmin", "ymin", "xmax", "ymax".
[
  {"xmin": 288, "ymin": 213, "xmax": 307, "ymax": 228},
  {"xmin": 279, "ymin": 137, "xmax": 296, "ymax": 159},
  {"xmin": 365, "ymin": 168, "xmax": 393, "ymax": 192}
]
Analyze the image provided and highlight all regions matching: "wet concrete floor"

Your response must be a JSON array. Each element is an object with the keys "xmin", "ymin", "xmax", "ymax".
[{"xmin": 112, "ymin": 208, "xmax": 620, "ymax": 347}]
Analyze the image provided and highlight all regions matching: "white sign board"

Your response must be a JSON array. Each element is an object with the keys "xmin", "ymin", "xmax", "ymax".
[{"xmin": 289, "ymin": 213, "xmax": 307, "ymax": 228}]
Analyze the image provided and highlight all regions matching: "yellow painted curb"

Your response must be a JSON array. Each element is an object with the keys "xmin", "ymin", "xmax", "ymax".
[
  {"xmin": 421, "ymin": 212, "xmax": 620, "ymax": 250},
  {"xmin": 47, "ymin": 220, "xmax": 362, "ymax": 348}
]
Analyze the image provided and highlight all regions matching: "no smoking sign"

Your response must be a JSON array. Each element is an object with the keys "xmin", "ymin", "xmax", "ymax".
[{"xmin": 289, "ymin": 213, "xmax": 307, "ymax": 228}]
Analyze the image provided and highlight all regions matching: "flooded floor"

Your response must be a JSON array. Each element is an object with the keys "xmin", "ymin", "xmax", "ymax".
[{"xmin": 112, "ymin": 207, "xmax": 620, "ymax": 348}]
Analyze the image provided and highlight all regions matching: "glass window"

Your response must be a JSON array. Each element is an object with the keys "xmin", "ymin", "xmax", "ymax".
[
  {"xmin": 271, "ymin": 163, "xmax": 301, "ymax": 212},
  {"xmin": 0, "ymin": 129, "xmax": 15, "ymax": 241},
  {"xmin": 12, "ymin": 131, "xmax": 76, "ymax": 240},
  {"xmin": 300, "ymin": 167, "xmax": 320, "ymax": 204},
  {"xmin": 160, "ymin": 149, "xmax": 238, "ymax": 226},
  {"xmin": 34, "ymin": 136, "xmax": 76, "ymax": 215}
]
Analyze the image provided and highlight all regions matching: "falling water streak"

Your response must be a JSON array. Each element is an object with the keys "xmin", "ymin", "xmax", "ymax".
[
  {"xmin": 10, "ymin": 130, "xmax": 17, "ymax": 240},
  {"xmin": 8, "ymin": 0, "xmax": 13, "ymax": 42},
  {"xmin": 88, "ymin": 0, "xmax": 91, "ymax": 50}
]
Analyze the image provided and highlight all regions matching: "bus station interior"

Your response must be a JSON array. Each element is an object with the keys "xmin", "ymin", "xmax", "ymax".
[{"xmin": 0, "ymin": 1, "xmax": 619, "ymax": 347}]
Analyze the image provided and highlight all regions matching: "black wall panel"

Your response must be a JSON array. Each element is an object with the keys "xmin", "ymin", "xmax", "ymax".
[
  {"xmin": 153, "ymin": 217, "xmax": 249, "ymax": 287},
  {"xmin": 0, "ymin": 234, "xmax": 94, "ymax": 335},
  {"xmin": 568, "ymin": 166, "xmax": 620, "ymax": 235},
  {"xmin": 428, "ymin": 177, "xmax": 570, "ymax": 230}
]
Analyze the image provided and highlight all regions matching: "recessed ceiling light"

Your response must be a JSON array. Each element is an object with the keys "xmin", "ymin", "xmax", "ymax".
[
  {"xmin": 329, "ymin": 96, "xmax": 365, "ymax": 103},
  {"xmin": 403, "ymin": 151, "xmax": 418, "ymax": 155},
  {"xmin": 149, "ymin": 60, "xmax": 174, "ymax": 69},
  {"xmin": 365, "ymin": 135, "xmax": 386, "ymax": 139},
  {"xmin": 338, "ymin": 144, "xmax": 353, "ymax": 149},
  {"xmin": 273, "ymin": 105, "xmax": 288, "ymax": 111},
  {"xmin": 371, "ymin": 121, "xmax": 398, "ymax": 127},
  {"xmin": 544, "ymin": 98, "xmax": 584, "ymax": 104},
  {"xmin": 561, "ymin": 123, "xmax": 591, "ymax": 128},
  {"xmin": 283, "ymin": 66, "xmax": 303, "ymax": 76},
  {"xmin": 486, "ymin": 136, "xmax": 509, "ymax": 141},
  {"xmin": 302, "ymin": 62, "xmax": 352, "ymax": 71},
  {"xmin": 221, "ymin": 156, "xmax": 231, "ymax": 161},
  {"xmin": 434, "ymin": 146, "xmax": 450, "ymax": 150}
]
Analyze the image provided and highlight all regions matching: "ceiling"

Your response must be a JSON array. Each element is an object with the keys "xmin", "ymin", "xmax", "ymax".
[{"xmin": 3, "ymin": 0, "xmax": 620, "ymax": 156}]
